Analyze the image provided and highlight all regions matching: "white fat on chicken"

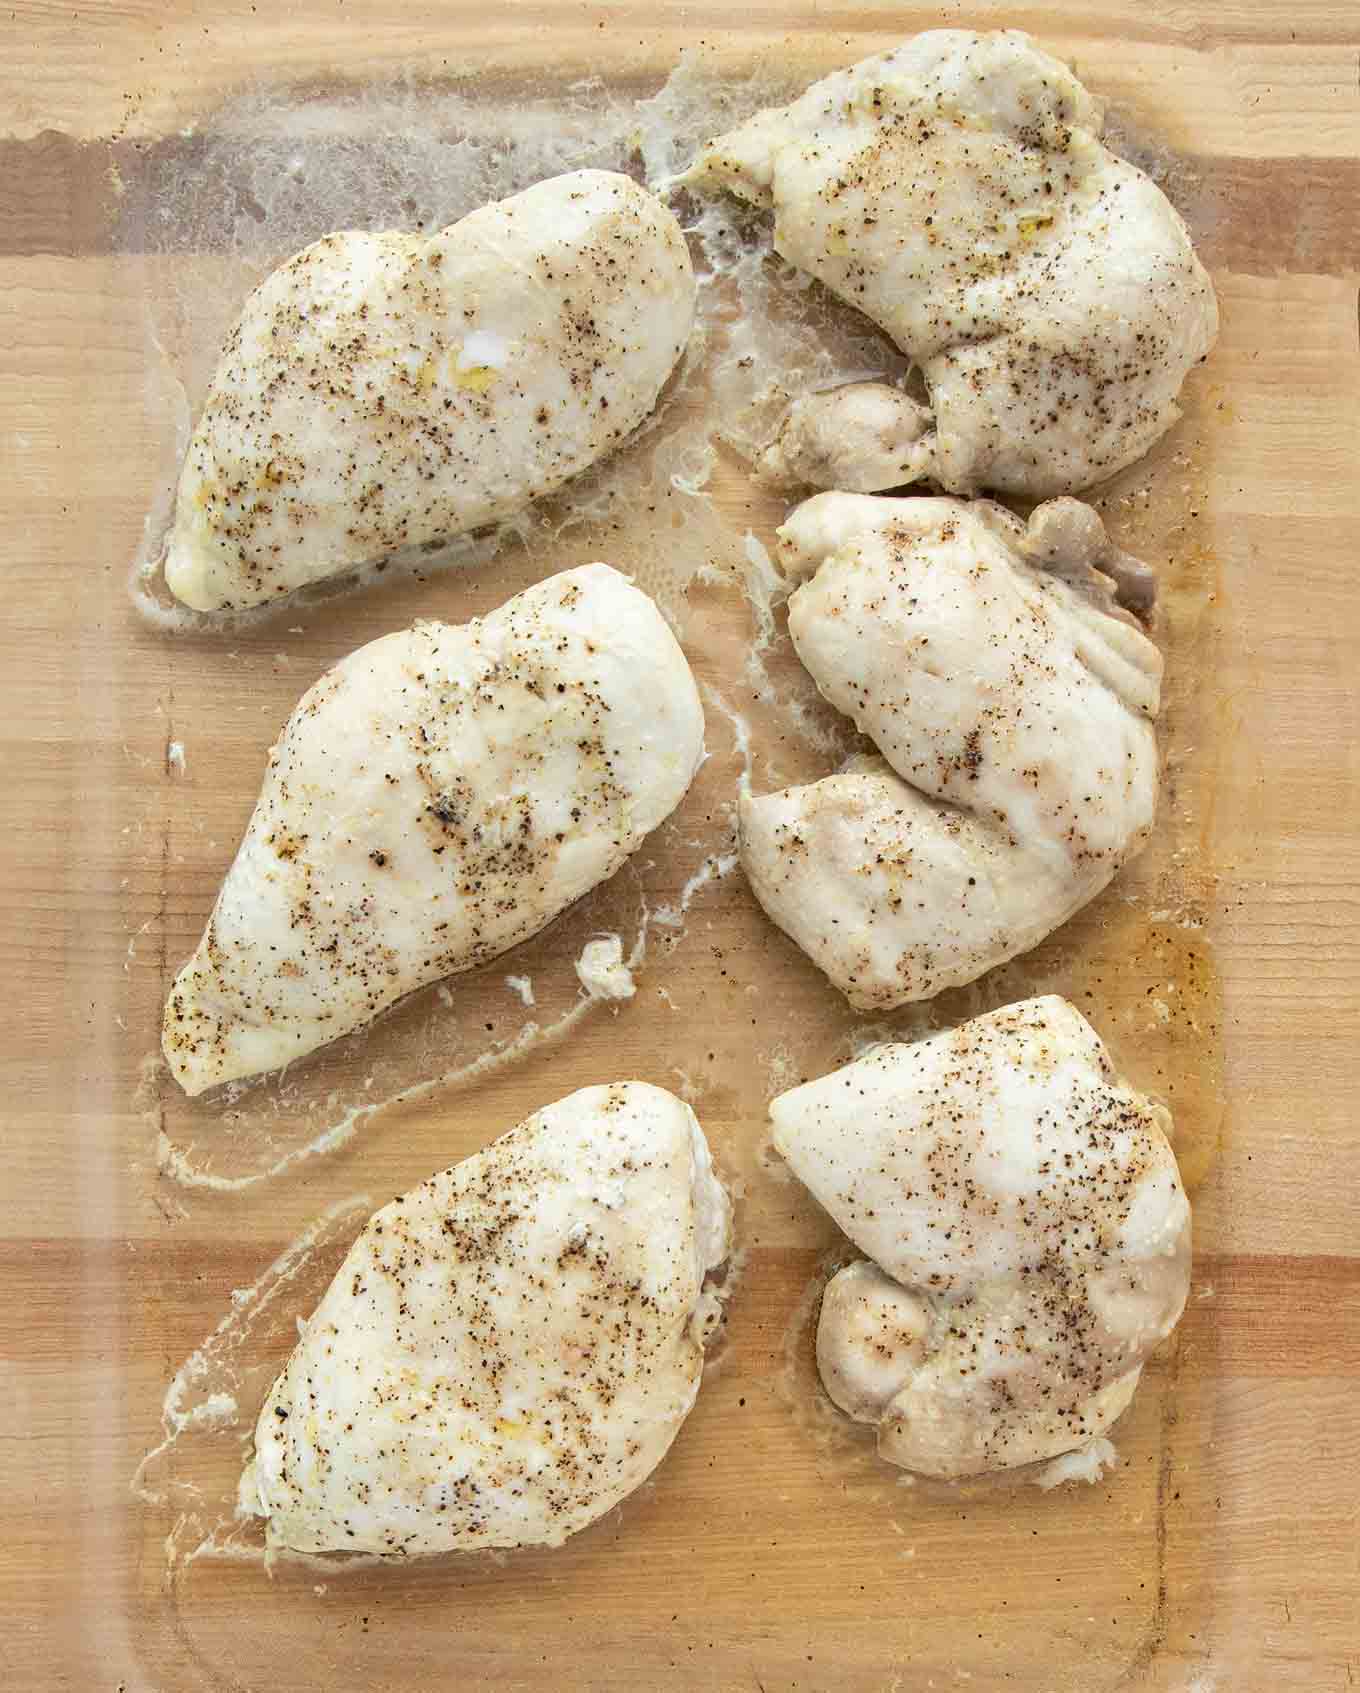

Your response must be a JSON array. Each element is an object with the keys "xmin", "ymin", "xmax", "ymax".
[
  {"xmin": 739, "ymin": 493, "xmax": 1161, "ymax": 1008},
  {"xmin": 242, "ymin": 1081, "xmax": 732, "ymax": 1554},
  {"xmin": 772, "ymin": 996, "xmax": 1190, "ymax": 1478},
  {"xmin": 163, "ymin": 565, "xmax": 703, "ymax": 1094},
  {"xmin": 163, "ymin": 170, "xmax": 696, "ymax": 611},
  {"xmin": 683, "ymin": 29, "xmax": 1217, "ymax": 499}
]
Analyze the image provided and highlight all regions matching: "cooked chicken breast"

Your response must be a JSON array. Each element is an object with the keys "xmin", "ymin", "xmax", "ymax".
[
  {"xmin": 740, "ymin": 493, "xmax": 1161, "ymax": 1007},
  {"xmin": 772, "ymin": 996, "xmax": 1190, "ymax": 1478},
  {"xmin": 682, "ymin": 29, "xmax": 1217, "ymax": 498},
  {"xmin": 163, "ymin": 170, "xmax": 696, "ymax": 611},
  {"xmin": 163, "ymin": 565, "xmax": 703, "ymax": 1094},
  {"xmin": 242, "ymin": 1081, "xmax": 732, "ymax": 1554}
]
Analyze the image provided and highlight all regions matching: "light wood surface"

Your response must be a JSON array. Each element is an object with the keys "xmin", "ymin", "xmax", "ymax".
[{"xmin": 3, "ymin": 3, "xmax": 1358, "ymax": 1689}]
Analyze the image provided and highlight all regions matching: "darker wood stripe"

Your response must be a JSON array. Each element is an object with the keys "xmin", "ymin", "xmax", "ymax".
[{"xmin": 1, "ymin": 128, "xmax": 1358, "ymax": 277}]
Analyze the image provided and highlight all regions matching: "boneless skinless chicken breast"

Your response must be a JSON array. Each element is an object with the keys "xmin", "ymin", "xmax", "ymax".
[
  {"xmin": 163, "ymin": 565, "xmax": 703, "ymax": 1094},
  {"xmin": 739, "ymin": 493, "xmax": 1162, "ymax": 1008},
  {"xmin": 243, "ymin": 1082, "xmax": 732, "ymax": 1554},
  {"xmin": 682, "ymin": 29, "xmax": 1218, "ymax": 499},
  {"xmin": 771, "ymin": 997, "xmax": 1190, "ymax": 1478},
  {"xmin": 163, "ymin": 170, "xmax": 696, "ymax": 610}
]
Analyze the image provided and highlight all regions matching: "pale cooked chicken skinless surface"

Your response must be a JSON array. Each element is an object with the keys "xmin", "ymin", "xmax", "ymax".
[
  {"xmin": 163, "ymin": 170, "xmax": 696, "ymax": 611},
  {"xmin": 242, "ymin": 1082, "xmax": 732, "ymax": 1554},
  {"xmin": 739, "ymin": 492, "xmax": 1162, "ymax": 1008},
  {"xmin": 682, "ymin": 29, "xmax": 1218, "ymax": 498},
  {"xmin": 771, "ymin": 996, "xmax": 1190, "ymax": 1478},
  {"xmin": 163, "ymin": 565, "xmax": 703, "ymax": 1094}
]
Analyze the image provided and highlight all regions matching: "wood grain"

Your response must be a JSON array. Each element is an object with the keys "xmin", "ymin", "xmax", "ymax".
[{"xmin": 2, "ymin": 3, "xmax": 1359, "ymax": 1690}]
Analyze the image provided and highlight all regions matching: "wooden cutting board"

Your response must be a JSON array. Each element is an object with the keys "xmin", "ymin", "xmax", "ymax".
[{"xmin": 3, "ymin": 3, "xmax": 1358, "ymax": 1689}]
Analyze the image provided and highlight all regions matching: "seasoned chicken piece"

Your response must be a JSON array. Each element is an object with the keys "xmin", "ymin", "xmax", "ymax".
[
  {"xmin": 740, "ymin": 754, "xmax": 1079, "ymax": 1011},
  {"xmin": 242, "ymin": 1081, "xmax": 732, "ymax": 1555},
  {"xmin": 772, "ymin": 996, "xmax": 1190, "ymax": 1478},
  {"xmin": 163, "ymin": 565, "xmax": 703, "ymax": 1094},
  {"xmin": 740, "ymin": 493, "xmax": 1161, "ymax": 1007},
  {"xmin": 758, "ymin": 383, "xmax": 934, "ymax": 492},
  {"xmin": 163, "ymin": 170, "xmax": 696, "ymax": 611},
  {"xmin": 787, "ymin": 496, "xmax": 1160, "ymax": 854},
  {"xmin": 682, "ymin": 30, "xmax": 1217, "ymax": 498}
]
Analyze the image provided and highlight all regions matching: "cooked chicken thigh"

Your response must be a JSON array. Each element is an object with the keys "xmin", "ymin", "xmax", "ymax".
[
  {"xmin": 163, "ymin": 170, "xmax": 696, "ymax": 611},
  {"xmin": 163, "ymin": 565, "xmax": 703, "ymax": 1094},
  {"xmin": 682, "ymin": 30, "xmax": 1218, "ymax": 498},
  {"xmin": 242, "ymin": 1081, "xmax": 732, "ymax": 1554},
  {"xmin": 772, "ymin": 996, "xmax": 1190, "ymax": 1478},
  {"xmin": 740, "ymin": 493, "xmax": 1161, "ymax": 1007}
]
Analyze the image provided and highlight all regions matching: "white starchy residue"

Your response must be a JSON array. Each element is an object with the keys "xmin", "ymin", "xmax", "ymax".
[
  {"xmin": 651, "ymin": 849, "xmax": 739, "ymax": 928},
  {"xmin": 575, "ymin": 934, "xmax": 636, "ymax": 1000},
  {"xmin": 166, "ymin": 738, "xmax": 186, "ymax": 774},
  {"xmin": 701, "ymin": 685, "xmax": 753, "ymax": 787},
  {"xmin": 1033, "ymin": 1437, "xmax": 1119, "ymax": 1490},
  {"xmin": 739, "ymin": 529, "xmax": 789, "ymax": 656},
  {"xmin": 504, "ymin": 973, "xmax": 535, "ymax": 1006},
  {"xmin": 182, "ymin": 1391, "xmax": 237, "ymax": 1429},
  {"xmin": 762, "ymin": 1043, "xmax": 801, "ymax": 1095},
  {"xmin": 668, "ymin": 439, "xmax": 716, "ymax": 496},
  {"xmin": 847, "ymin": 1022, "xmax": 899, "ymax": 1060}
]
